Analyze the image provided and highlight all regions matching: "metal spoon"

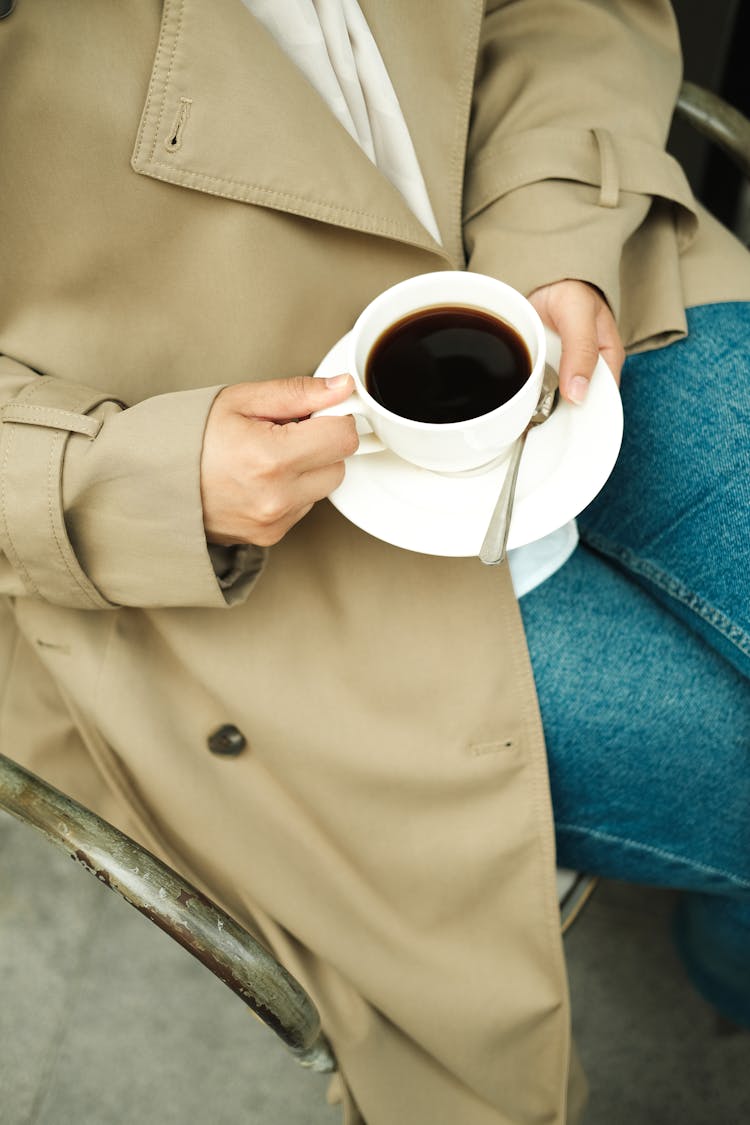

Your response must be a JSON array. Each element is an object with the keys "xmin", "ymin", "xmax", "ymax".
[{"xmin": 478, "ymin": 367, "xmax": 559, "ymax": 566}]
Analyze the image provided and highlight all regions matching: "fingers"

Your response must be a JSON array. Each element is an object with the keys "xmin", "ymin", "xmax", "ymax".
[
  {"xmin": 226, "ymin": 458, "xmax": 348, "ymax": 547},
  {"xmin": 528, "ymin": 280, "xmax": 625, "ymax": 404},
  {"xmin": 266, "ymin": 412, "xmax": 360, "ymax": 474},
  {"xmin": 200, "ymin": 375, "xmax": 359, "ymax": 547},
  {"xmin": 553, "ymin": 286, "xmax": 602, "ymax": 404},
  {"xmin": 221, "ymin": 372, "xmax": 354, "ymax": 422},
  {"xmin": 594, "ymin": 301, "xmax": 626, "ymax": 389}
]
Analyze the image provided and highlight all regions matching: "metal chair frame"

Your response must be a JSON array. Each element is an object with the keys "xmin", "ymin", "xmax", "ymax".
[{"xmin": 0, "ymin": 750, "xmax": 336, "ymax": 1072}]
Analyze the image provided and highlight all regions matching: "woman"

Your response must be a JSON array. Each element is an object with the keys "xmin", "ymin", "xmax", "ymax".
[{"xmin": 0, "ymin": 2, "xmax": 748, "ymax": 1121}]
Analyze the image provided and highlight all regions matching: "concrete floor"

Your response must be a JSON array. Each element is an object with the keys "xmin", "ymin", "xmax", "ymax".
[{"xmin": 1, "ymin": 809, "xmax": 748, "ymax": 1125}]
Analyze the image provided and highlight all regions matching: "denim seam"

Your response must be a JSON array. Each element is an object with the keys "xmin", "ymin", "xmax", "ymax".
[
  {"xmin": 582, "ymin": 532, "xmax": 750, "ymax": 661},
  {"xmin": 556, "ymin": 821, "xmax": 750, "ymax": 892}
]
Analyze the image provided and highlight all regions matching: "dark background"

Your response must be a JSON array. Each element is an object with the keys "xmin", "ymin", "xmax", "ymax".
[{"xmin": 669, "ymin": 0, "xmax": 749, "ymax": 240}]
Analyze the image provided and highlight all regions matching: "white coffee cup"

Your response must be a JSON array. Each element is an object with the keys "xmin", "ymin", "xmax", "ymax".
[{"xmin": 314, "ymin": 271, "xmax": 546, "ymax": 474}]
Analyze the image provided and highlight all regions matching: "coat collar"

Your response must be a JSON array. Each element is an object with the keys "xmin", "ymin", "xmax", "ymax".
[{"xmin": 131, "ymin": 0, "xmax": 483, "ymax": 266}]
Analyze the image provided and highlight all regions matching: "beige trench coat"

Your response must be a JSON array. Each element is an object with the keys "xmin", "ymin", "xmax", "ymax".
[{"xmin": 1, "ymin": 2, "xmax": 749, "ymax": 1122}]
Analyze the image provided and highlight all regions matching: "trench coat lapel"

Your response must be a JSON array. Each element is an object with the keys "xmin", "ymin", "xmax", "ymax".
[
  {"xmin": 358, "ymin": 0, "xmax": 484, "ymax": 263},
  {"xmin": 132, "ymin": 0, "xmax": 482, "ymax": 264}
]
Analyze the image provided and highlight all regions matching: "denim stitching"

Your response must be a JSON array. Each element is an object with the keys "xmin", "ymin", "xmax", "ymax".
[
  {"xmin": 582, "ymin": 531, "xmax": 750, "ymax": 661},
  {"xmin": 557, "ymin": 822, "xmax": 750, "ymax": 891}
]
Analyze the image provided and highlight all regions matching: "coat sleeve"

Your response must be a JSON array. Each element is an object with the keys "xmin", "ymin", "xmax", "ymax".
[
  {"xmin": 463, "ymin": 0, "xmax": 699, "ymax": 343},
  {"xmin": 0, "ymin": 355, "xmax": 266, "ymax": 610}
]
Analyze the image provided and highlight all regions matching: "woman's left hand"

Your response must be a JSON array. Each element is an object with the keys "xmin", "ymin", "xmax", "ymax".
[{"xmin": 528, "ymin": 279, "xmax": 625, "ymax": 404}]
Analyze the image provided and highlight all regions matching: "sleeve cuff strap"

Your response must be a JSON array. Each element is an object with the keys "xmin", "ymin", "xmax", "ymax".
[
  {"xmin": 1, "ymin": 401, "xmax": 105, "ymax": 438},
  {"xmin": 464, "ymin": 126, "xmax": 698, "ymax": 249},
  {"xmin": 0, "ymin": 378, "xmax": 124, "ymax": 609}
]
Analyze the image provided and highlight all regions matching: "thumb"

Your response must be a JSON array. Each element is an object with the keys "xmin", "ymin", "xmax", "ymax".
[{"xmin": 229, "ymin": 373, "xmax": 354, "ymax": 423}]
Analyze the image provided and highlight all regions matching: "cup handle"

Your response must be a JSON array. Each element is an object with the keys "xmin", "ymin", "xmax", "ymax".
[{"xmin": 312, "ymin": 393, "xmax": 386, "ymax": 455}]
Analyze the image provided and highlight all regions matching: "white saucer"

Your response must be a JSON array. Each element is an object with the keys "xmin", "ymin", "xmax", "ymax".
[{"xmin": 313, "ymin": 328, "xmax": 623, "ymax": 557}]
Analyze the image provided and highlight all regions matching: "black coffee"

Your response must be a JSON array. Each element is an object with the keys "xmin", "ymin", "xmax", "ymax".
[{"xmin": 365, "ymin": 306, "xmax": 531, "ymax": 424}]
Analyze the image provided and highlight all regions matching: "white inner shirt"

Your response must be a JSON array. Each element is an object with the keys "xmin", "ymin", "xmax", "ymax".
[
  {"xmin": 241, "ymin": 0, "xmax": 442, "ymax": 243},
  {"xmin": 241, "ymin": 0, "xmax": 578, "ymax": 596}
]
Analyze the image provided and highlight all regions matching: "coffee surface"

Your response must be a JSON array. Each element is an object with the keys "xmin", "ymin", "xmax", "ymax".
[{"xmin": 365, "ymin": 306, "xmax": 531, "ymax": 424}]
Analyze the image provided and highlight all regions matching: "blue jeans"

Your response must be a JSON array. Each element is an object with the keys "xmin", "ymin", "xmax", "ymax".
[{"xmin": 520, "ymin": 303, "xmax": 750, "ymax": 1028}]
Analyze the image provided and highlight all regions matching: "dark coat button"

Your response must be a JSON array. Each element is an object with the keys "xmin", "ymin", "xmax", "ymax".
[
  {"xmin": 207, "ymin": 724, "xmax": 247, "ymax": 756},
  {"xmin": 0, "ymin": 1, "xmax": 16, "ymax": 20}
]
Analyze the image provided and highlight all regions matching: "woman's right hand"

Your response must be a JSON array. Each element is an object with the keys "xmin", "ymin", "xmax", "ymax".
[{"xmin": 200, "ymin": 373, "xmax": 358, "ymax": 546}]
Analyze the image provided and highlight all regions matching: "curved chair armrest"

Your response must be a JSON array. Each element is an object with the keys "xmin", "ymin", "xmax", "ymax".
[
  {"xmin": 0, "ymin": 752, "xmax": 335, "ymax": 1073},
  {"xmin": 676, "ymin": 80, "xmax": 750, "ymax": 181}
]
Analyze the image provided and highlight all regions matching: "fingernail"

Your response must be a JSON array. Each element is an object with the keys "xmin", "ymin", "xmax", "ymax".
[
  {"xmin": 569, "ymin": 376, "xmax": 589, "ymax": 404},
  {"xmin": 325, "ymin": 373, "xmax": 350, "ymax": 389}
]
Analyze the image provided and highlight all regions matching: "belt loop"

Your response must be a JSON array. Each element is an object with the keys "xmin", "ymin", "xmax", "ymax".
[{"xmin": 593, "ymin": 128, "xmax": 620, "ymax": 208}]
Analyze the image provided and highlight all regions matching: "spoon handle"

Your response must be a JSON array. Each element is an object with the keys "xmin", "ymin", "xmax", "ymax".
[{"xmin": 478, "ymin": 431, "xmax": 528, "ymax": 566}]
